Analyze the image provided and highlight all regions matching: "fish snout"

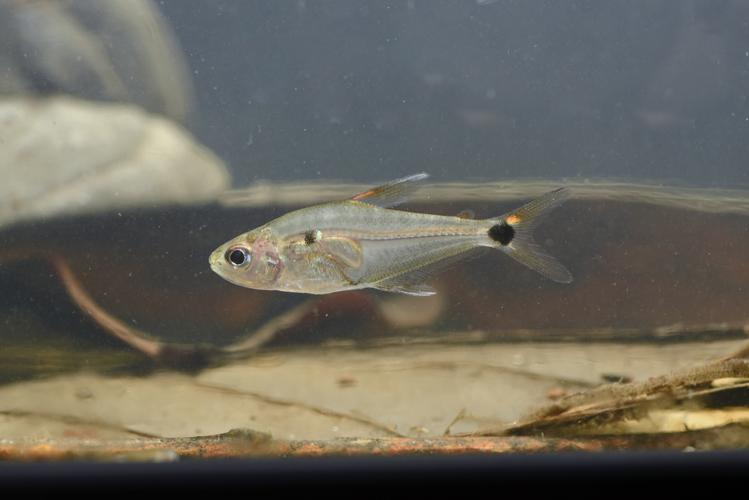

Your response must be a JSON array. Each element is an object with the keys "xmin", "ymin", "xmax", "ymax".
[{"xmin": 209, "ymin": 247, "xmax": 226, "ymax": 274}]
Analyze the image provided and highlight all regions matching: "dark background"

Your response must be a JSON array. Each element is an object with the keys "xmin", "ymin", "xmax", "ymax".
[{"xmin": 158, "ymin": 0, "xmax": 749, "ymax": 186}]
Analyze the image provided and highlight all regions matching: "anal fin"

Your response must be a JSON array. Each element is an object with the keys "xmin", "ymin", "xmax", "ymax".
[
  {"xmin": 372, "ymin": 281, "xmax": 437, "ymax": 297},
  {"xmin": 368, "ymin": 246, "xmax": 488, "ymax": 296}
]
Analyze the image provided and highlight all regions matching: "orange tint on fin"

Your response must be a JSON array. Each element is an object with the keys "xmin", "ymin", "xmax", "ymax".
[
  {"xmin": 349, "ymin": 173, "xmax": 429, "ymax": 208},
  {"xmin": 494, "ymin": 187, "xmax": 573, "ymax": 284},
  {"xmin": 506, "ymin": 214, "xmax": 521, "ymax": 225},
  {"xmin": 351, "ymin": 190, "xmax": 376, "ymax": 201},
  {"xmin": 456, "ymin": 209, "xmax": 475, "ymax": 220}
]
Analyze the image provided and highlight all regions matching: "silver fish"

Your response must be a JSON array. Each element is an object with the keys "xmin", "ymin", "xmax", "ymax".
[{"xmin": 209, "ymin": 173, "xmax": 572, "ymax": 296}]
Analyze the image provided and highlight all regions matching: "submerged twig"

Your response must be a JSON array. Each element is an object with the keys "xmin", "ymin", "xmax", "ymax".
[
  {"xmin": 463, "ymin": 359, "xmax": 749, "ymax": 438},
  {"xmin": 50, "ymin": 256, "xmax": 165, "ymax": 359},
  {"xmin": 192, "ymin": 380, "xmax": 404, "ymax": 437},
  {"xmin": 0, "ymin": 251, "xmax": 316, "ymax": 368},
  {"xmin": 722, "ymin": 338, "xmax": 749, "ymax": 361},
  {"xmin": 360, "ymin": 360, "xmax": 596, "ymax": 389},
  {"xmin": 442, "ymin": 408, "xmax": 467, "ymax": 436},
  {"xmin": 223, "ymin": 299, "xmax": 320, "ymax": 356},
  {"xmin": 0, "ymin": 409, "xmax": 161, "ymax": 439}
]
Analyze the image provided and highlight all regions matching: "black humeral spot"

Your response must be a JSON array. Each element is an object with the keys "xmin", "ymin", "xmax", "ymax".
[
  {"xmin": 488, "ymin": 222, "xmax": 515, "ymax": 246},
  {"xmin": 304, "ymin": 230, "xmax": 318, "ymax": 245}
]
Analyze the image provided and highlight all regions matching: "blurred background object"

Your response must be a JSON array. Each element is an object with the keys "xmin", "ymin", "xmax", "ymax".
[
  {"xmin": 0, "ymin": 96, "xmax": 229, "ymax": 228},
  {"xmin": 0, "ymin": 0, "xmax": 194, "ymax": 123},
  {"xmin": 0, "ymin": 0, "xmax": 231, "ymax": 374},
  {"xmin": 0, "ymin": 0, "xmax": 230, "ymax": 227}
]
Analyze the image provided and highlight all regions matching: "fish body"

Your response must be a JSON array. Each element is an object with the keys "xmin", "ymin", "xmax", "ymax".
[{"xmin": 209, "ymin": 173, "xmax": 572, "ymax": 296}]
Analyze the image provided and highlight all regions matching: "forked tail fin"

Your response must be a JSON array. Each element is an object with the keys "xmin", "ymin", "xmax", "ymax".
[{"xmin": 487, "ymin": 187, "xmax": 573, "ymax": 283}]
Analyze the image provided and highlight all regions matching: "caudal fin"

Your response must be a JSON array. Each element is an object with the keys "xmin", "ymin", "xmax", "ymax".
[{"xmin": 487, "ymin": 187, "xmax": 573, "ymax": 284}]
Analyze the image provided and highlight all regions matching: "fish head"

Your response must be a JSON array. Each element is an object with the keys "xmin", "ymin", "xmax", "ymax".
[{"xmin": 209, "ymin": 227, "xmax": 285, "ymax": 290}]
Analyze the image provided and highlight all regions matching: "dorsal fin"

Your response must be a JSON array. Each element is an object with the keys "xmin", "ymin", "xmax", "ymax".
[
  {"xmin": 456, "ymin": 209, "xmax": 475, "ymax": 220},
  {"xmin": 349, "ymin": 172, "xmax": 429, "ymax": 208}
]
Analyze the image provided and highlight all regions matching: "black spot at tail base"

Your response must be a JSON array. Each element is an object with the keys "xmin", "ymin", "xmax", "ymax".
[{"xmin": 488, "ymin": 222, "xmax": 515, "ymax": 246}]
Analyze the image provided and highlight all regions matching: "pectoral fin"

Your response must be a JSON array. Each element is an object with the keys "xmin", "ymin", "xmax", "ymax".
[{"xmin": 318, "ymin": 236, "xmax": 363, "ymax": 269}]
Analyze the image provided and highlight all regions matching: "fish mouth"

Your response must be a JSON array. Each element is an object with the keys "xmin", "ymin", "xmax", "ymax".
[{"xmin": 209, "ymin": 247, "xmax": 225, "ymax": 274}]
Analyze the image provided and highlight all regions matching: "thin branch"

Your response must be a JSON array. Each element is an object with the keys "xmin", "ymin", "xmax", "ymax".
[
  {"xmin": 1, "ymin": 252, "xmax": 296, "ymax": 366},
  {"xmin": 360, "ymin": 360, "xmax": 596, "ymax": 388},
  {"xmin": 50, "ymin": 255, "xmax": 165, "ymax": 358},
  {"xmin": 442, "ymin": 408, "xmax": 467, "ymax": 436},
  {"xmin": 722, "ymin": 340, "xmax": 749, "ymax": 361},
  {"xmin": 192, "ymin": 380, "xmax": 404, "ymax": 437},
  {"xmin": 0, "ymin": 409, "xmax": 161, "ymax": 439},
  {"xmin": 222, "ymin": 299, "xmax": 319, "ymax": 356}
]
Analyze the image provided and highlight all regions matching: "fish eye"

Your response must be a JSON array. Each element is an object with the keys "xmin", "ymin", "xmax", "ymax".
[{"xmin": 225, "ymin": 246, "xmax": 251, "ymax": 267}]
